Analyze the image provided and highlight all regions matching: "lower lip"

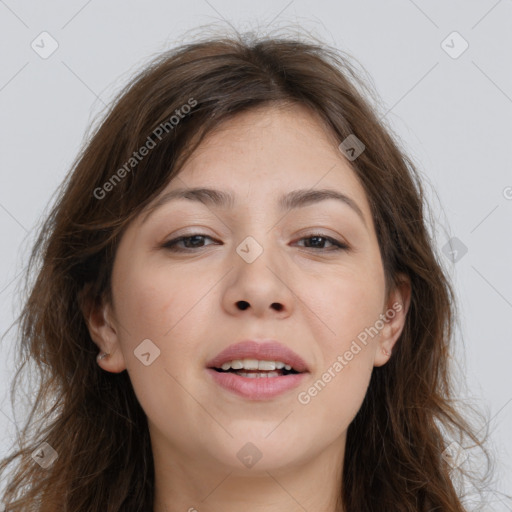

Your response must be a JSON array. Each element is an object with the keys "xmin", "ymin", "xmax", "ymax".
[{"xmin": 206, "ymin": 368, "xmax": 308, "ymax": 400}]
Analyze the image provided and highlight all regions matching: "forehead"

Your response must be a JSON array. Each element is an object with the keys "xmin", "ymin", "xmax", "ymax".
[{"xmin": 161, "ymin": 105, "xmax": 370, "ymax": 213}]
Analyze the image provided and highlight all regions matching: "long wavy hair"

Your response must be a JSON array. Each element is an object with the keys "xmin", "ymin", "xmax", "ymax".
[{"xmin": 0, "ymin": 29, "xmax": 492, "ymax": 511}]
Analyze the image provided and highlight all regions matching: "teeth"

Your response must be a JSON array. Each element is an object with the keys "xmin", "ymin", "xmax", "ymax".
[
  {"xmin": 243, "ymin": 358, "xmax": 259, "ymax": 370},
  {"xmin": 258, "ymin": 360, "xmax": 275, "ymax": 370},
  {"xmin": 236, "ymin": 371, "xmax": 281, "ymax": 378},
  {"xmin": 219, "ymin": 359, "xmax": 294, "ymax": 371}
]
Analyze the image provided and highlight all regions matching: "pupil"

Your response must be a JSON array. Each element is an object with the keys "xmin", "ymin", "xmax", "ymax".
[
  {"xmin": 307, "ymin": 236, "xmax": 323, "ymax": 248},
  {"xmin": 185, "ymin": 235, "xmax": 204, "ymax": 248}
]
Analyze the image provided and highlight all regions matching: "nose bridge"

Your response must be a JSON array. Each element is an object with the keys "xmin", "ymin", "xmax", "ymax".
[
  {"xmin": 234, "ymin": 231, "xmax": 282, "ymax": 282},
  {"xmin": 234, "ymin": 201, "xmax": 287, "ymax": 268},
  {"xmin": 233, "ymin": 204, "xmax": 281, "ymax": 266}
]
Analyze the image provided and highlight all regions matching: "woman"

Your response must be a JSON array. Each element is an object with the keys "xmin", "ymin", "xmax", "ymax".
[{"xmin": 0, "ymin": 31, "xmax": 491, "ymax": 511}]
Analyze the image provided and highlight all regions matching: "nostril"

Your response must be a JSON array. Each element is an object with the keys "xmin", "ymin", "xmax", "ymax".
[{"xmin": 236, "ymin": 301, "xmax": 250, "ymax": 310}]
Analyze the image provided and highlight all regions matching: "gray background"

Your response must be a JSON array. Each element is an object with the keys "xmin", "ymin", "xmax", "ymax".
[{"xmin": 0, "ymin": 0, "xmax": 511, "ymax": 508}]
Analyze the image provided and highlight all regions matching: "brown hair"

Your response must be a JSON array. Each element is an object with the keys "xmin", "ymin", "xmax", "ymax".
[{"xmin": 0, "ymin": 30, "xmax": 492, "ymax": 511}]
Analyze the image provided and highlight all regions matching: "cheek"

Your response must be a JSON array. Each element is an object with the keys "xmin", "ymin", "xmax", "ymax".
[
  {"xmin": 113, "ymin": 262, "xmax": 217, "ymax": 374},
  {"xmin": 111, "ymin": 265, "xmax": 210, "ymax": 424},
  {"xmin": 302, "ymin": 265, "xmax": 385, "ymax": 348},
  {"xmin": 113, "ymin": 272, "xmax": 173, "ymax": 341},
  {"xmin": 296, "ymin": 340, "xmax": 374, "ymax": 447},
  {"xmin": 113, "ymin": 258, "xmax": 205, "ymax": 340},
  {"xmin": 293, "ymin": 265, "xmax": 382, "ymax": 432}
]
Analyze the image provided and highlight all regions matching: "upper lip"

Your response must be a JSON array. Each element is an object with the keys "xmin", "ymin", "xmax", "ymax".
[{"xmin": 206, "ymin": 340, "xmax": 309, "ymax": 373}]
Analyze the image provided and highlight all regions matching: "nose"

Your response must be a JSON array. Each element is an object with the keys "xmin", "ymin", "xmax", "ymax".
[
  {"xmin": 221, "ymin": 238, "xmax": 295, "ymax": 318},
  {"xmin": 236, "ymin": 298, "xmax": 284, "ymax": 313}
]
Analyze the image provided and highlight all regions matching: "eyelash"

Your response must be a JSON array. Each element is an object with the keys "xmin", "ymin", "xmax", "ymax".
[{"xmin": 162, "ymin": 233, "xmax": 349, "ymax": 253}]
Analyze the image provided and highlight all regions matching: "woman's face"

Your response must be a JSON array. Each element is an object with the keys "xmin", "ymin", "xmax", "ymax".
[{"xmin": 89, "ymin": 104, "xmax": 409, "ymax": 476}]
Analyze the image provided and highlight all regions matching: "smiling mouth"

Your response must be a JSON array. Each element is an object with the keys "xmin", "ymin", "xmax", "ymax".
[{"xmin": 206, "ymin": 359, "xmax": 307, "ymax": 400}]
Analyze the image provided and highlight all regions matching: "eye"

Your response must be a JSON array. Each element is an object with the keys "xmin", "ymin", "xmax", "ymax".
[
  {"xmin": 161, "ymin": 232, "xmax": 349, "ymax": 253},
  {"xmin": 162, "ymin": 234, "xmax": 218, "ymax": 252},
  {"xmin": 294, "ymin": 233, "xmax": 349, "ymax": 252}
]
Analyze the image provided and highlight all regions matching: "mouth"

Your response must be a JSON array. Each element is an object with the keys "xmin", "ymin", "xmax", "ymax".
[{"xmin": 205, "ymin": 340, "xmax": 309, "ymax": 400}]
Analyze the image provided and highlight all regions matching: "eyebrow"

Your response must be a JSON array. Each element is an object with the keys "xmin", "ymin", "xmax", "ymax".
[{"xmin": 141, "ymin": 187, "xmax": 367, "ymax": 228}]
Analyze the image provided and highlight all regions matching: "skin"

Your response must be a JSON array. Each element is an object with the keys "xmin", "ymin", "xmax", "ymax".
[{"xmin": 85, "ymin": 103, "xmax": 411, "ymax": 512}]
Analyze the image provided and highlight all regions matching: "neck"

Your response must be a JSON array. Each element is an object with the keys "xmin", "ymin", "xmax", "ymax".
[{"xmin": 152, "ymin": 432, "xmax": 346, "ymax": 512}]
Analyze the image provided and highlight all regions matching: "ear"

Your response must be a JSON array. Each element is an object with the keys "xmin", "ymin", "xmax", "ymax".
[
  {"xmin": 373, "ymin": 273, "xmax": 411, "ymax": 367},
  {"xmin": 80, "ymin": 287, "xmax": 127, "ymax": 373}
]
